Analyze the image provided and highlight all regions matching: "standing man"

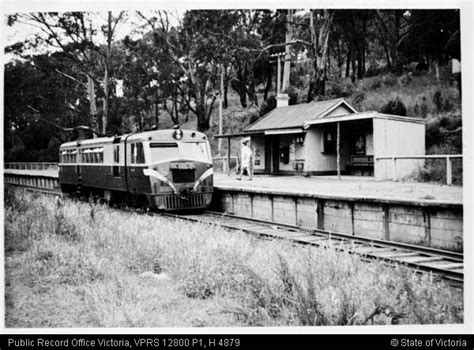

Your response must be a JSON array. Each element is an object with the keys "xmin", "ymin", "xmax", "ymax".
[{"xmin": 237, "ymin": 139, "xmax": 253, "ymax": 181}]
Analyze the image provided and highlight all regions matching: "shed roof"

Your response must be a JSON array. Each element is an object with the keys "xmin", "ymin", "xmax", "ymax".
[
  {"xmin": 303, "ymin": 111, "xmax": 426, "ymax": 128},
  {"xmin": 245, "ymin": 98, "xmax": 357, "ymax": 132}
]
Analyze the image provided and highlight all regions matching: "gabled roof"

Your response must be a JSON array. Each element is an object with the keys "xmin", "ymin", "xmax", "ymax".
[
  {"xmin": 245, "ymin": 98, "xmax": 357, "ymax": 133},
  {"xmin": 303, "ymin": 111, "xmax": 426, "ymax": 128}
]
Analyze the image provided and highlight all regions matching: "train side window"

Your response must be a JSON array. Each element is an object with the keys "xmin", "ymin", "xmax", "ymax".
[
  {"xmin": 131, "ymin": 143, "xmax": 136, "ymax": 164},
  {"xmin": 113, "ymin": 145, "xmax": 120, "ymax": 176},
  {"xmin": 114, "ymin": 146, "xmax": 119, "ymax": 163},
  {"xmin": 137, "ymin": 143, "xmax": 145, "ymax": 163},
  {"xmin": 130, "ymin": 143, "xmax": 144, "ymax": 164}
]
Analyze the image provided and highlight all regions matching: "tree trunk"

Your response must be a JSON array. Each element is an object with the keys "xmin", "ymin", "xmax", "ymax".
[
  {"xmin": 87, "ymin": 76, "xmax": 99, "ymax": 133},
  {"xmin": 102, "ymin": 11, "xmax": 112, "ymax": 136},
  {"xmin": 264, "ymin": 64, "xmax": 272, "ymax": 101},
  {"xmin": 281, "ymin": 9, "xmax": 293, "ymax": 94},
  {"xmin": 223, "ymin": 64, "xmax": 229, "ymax": 109},
  {"xmin": 237, "ymin": 66, "xmax": 247, "ymax": 108},
  {"xmin": 357, "ymin": 44, "xmax": 364, "ymax": 79},
  {"xmin": 351, "ymin": 47, "xmax": 357, "ymax": 83},
  {"xmin": 346, "ymin": 47, "xmax": 351, "ymax": 78},
  {"xmin": 196, "ymin": 103, "xmax": 209, "ymax": 132},
  {"xmin": 307, "ymin": 9, "xmax": 334, "ymax": 102},
  {"xmin": 382, "ymin": 42, "xmax": 392, "ymax": 69}
]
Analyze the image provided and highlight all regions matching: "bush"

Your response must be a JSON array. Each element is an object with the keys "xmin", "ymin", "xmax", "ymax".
[
  {"xmin": 287, "ymin": 87, "xmax": 298, "ymax": 105},
  {"xmin": 433, "ymin": 90, "xmax": 443, "ymax": 112},
  {"xmin": 364, "ymin": 76, "xmax": 383, "ymax": 90},
  {"xmin": 351, "ymin": 91, "xmax": 366, "ymax": 108},
  {"xmin": 327, "ymin": 79, "xmax": 354, "ymax": 97},
  {"xmin": 425, "ymin": 114, "xmax": 462, "ymax": 152},
  {"xmin": 382, "ymin": 73, "xmax": 398, "ymax": 86},
  {"xmin": 417, "ymin": 157, "xmax": 463, "ymax": 186},
  {"xmin": 259, "ymin": 95, "xmax": 276, "ymax": 117},
  {"xmin": 381, "ymin": 97, "xmax": 407, "ymax": 116}
]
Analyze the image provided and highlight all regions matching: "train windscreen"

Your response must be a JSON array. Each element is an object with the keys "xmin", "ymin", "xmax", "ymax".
[
  {"xmin": 149, "ymin": 141, "xmax": 210, "ymax": 164},
  {"xmin": 179, "ymin": 142, "xmax": 210, "ymax": 163},
  {"xmin": 150, "ymin": 142, "xmax": 180, "ymax": 163}
]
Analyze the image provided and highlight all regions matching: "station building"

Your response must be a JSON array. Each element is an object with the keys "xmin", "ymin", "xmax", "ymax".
[{"xmin": 233, "ymin": 96, "xmax": 426, "ymax": 180}]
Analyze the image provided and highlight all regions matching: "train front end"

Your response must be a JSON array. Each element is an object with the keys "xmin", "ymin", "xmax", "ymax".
[{"xmin": 143, "ymin": 128, "xmax": 213, "ymax": 211}]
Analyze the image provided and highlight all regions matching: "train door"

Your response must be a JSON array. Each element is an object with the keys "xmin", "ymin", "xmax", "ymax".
[
  {"xmin": 113, "ymin": 144, "xmax": 120, "ymax": 176},
  {"xmin": 129, "ymin": 142, "xmax": 145, "ymax": 192},
  {"xmin": 76, "ymin": 149, "xmax": 82, "ymax": 186}
]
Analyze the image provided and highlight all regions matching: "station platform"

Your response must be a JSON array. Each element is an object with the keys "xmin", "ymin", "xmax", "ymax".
[
  {"xmin": 4, "ymin": 168, "xmax": 463, "ymax": 203},
  {"xmin": 214, "ymin": 173, "xmax": 463, "ymax": 204}
]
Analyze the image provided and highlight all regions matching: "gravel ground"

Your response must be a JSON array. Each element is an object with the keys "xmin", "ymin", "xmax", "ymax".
[{"xmin": 215, "ymin": 173, "xmax": 463, "ymax": 203}]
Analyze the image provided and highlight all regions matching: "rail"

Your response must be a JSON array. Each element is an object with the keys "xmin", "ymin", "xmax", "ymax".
[
  {"xmin": 375, "ymin": 155, "xmax": 462, "ymax": 185},
  {"xmin": 4, "ymin": 162, "xmax": 59, "ymax": 171}
]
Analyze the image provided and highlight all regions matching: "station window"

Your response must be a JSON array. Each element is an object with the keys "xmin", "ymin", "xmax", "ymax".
[
  {"xmin": 322, "ymin": 131, "xmax": 336, "ymax": 154},
  {"xmin": 280, "ymin": 146, "xmax": 290, "ymax": 164},
  {"xmin": 353, "ymin": 135, "xmax": 366, "ymax": 155}
]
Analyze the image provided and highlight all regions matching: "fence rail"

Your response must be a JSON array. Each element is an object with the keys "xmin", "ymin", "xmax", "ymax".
[
  {"xmin": 375, "ymin": 155, "xmax": 462, "ymax": 185},
  {"xmin": 4, "ymin": 162, "xmax": 59, "ymax": 171}
]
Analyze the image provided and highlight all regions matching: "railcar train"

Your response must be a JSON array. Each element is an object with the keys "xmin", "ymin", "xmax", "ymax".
[{"xmin": 58, "ymin": 127, "xmax": 213, "ymax": 210}]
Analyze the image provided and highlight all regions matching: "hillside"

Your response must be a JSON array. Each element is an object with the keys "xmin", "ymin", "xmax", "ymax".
[{"xmin": 200, "ymin": 66, "xmax": 461, "ymax": 158}]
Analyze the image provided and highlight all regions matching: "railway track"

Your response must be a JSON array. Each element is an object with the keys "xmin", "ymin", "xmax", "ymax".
[
  {"xmin": 161, "ymin": 211, "xmax": 464, "ymax": 287},
  {"xmin": 5, "ymin": 182, "xmax": 464, "ymax": 287}
]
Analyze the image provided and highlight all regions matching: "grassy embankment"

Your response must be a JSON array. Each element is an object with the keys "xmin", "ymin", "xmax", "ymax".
[{"xmin": 4, "ymin": 188, "xmax": 463, "ymax": 327}]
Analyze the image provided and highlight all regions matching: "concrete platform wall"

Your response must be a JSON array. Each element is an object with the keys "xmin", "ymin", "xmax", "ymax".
[{"xmin": 212, "ymin": 187, "xmax": 463, "ymax": 252}]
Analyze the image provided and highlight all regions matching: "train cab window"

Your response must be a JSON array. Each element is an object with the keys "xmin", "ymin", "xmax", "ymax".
[
  {"xmin": 150, "ymin": 142, "xmax": 179, "ymax": 163},
  {"xmin": 136, "ymin": 143, "xmax": 145, "ymax": 163},
  {"xmin": 113, "ymin": 146, "xmax": 120, "ymax": 163},
  {"xmin": 179, "ymin": 142, "xmax": 210, "ymax": 163},
  {"xmin": 131, "ymin": 143, "xmax": 145, "ymax": 164}
]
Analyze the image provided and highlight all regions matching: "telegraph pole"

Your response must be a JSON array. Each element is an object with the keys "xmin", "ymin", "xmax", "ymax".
[{"xmin": 218, "ymin": 65, "xmax": 224, "ymax": 155}]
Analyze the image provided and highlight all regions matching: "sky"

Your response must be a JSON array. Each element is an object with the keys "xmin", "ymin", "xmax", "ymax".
[{"xmin": 2, "ymin": 11, "xmax": 185, "ymax": 64}]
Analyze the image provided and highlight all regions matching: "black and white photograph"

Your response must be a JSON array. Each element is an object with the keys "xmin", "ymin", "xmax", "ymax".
[{"xmin": 1, "ymin": 0, "xmax": 472, "ymax": 335}]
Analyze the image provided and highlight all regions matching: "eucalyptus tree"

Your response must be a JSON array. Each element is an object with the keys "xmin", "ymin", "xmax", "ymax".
[{"xmin": 7, "ymin": 11, "xmax": 125, "ymax": 135}]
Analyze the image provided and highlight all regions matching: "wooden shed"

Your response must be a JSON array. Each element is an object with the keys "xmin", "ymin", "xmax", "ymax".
[{"xmin": 243, "ymin": 98, "xmax": 426, "ymax": 180}]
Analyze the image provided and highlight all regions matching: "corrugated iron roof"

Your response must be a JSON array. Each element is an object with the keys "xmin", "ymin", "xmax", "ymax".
[{"xmin": 245, "ymin": 98, "xmax": 356, "ymax": 132}]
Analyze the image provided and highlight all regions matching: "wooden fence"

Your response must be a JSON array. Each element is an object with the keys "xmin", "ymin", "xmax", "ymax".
[{"xmin": 375, "ymin": 155, "xmax": 462, "ymax": 185}]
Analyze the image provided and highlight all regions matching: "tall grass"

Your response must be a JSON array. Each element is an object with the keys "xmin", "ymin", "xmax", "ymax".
[{"xmin": 4, "ymin": 188, "xmax": 463, "ymax": 327}]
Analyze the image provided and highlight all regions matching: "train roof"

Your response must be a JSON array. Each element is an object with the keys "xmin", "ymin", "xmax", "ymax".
[{"xmin": 60, "ymin": 129, "xmax": 208, "ymax": 149}]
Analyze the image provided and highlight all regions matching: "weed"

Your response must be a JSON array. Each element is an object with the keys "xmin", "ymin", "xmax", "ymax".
[
  {"xmin": 4, "ymin": 189, "xmax": 464, "ymax": 327},
  {"xmin": 381, "ymin": 97, "xmax": 407, "ymax": 116}
]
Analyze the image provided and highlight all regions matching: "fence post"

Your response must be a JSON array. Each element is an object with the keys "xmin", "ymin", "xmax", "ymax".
[
  {"xmin": 392, "ymin": 157, "xmax": 397, "ymax": 181},
  {"xmin": 227, "ymin": 138, "xmax": 231, "ymax": 176},
  {"xmin": 446, "ymin": 156, "xmax": 452, "ymax": 185}
]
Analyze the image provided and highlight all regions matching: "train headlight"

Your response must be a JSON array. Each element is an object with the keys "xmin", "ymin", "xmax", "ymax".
[{"xmin": 173, "ymin": 128, "xmax": 183, "ymax": 140}]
